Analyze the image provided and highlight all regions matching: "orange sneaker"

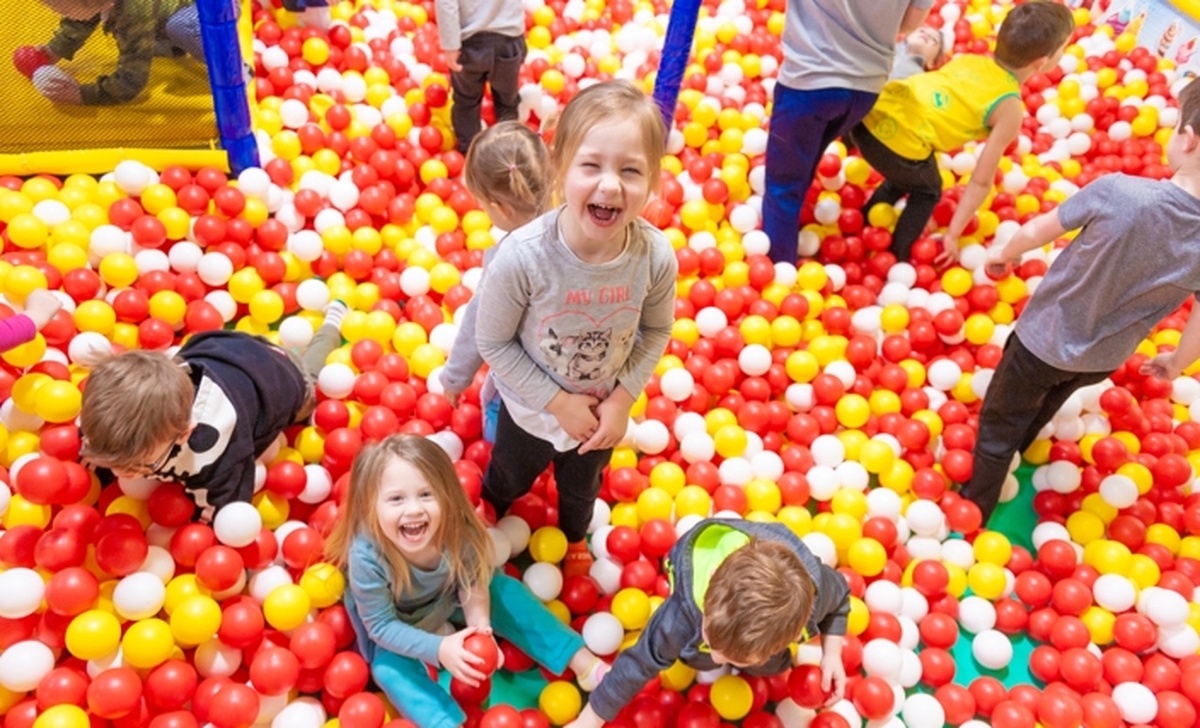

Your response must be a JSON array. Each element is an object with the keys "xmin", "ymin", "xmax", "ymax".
[{"xmin": 563, "ymin": 540, "xmax": 594, "ymax": 579}]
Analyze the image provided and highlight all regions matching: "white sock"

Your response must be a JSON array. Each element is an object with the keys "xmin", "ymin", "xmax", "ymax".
[{"xmin": 322, "ymin": 300, "xmax": 349, "ymax": 330}]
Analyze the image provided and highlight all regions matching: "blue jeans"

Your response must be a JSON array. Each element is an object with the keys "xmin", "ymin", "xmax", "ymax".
[
  {"xmin": 763, "ymin": 84, "xmax": 878, "ymax": 264},
  {"xmin": 164, "ymin": 6, "xmax": 205, "ymax": 62},
  {"xmin": 371, "ymin": 574, "xmax": 585, "ymax": 728}
]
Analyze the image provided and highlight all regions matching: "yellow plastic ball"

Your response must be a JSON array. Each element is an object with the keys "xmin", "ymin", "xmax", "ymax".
[
  {"xmin": 847, "ymin": 537, "xmax": 887, "ymax": 577},
  {"xmin": 249, "ymin": 290, "xmax": 285, "ymax": 324},
  {"xmin": 148, "ymin": 290, "xmax": 187, "ymax": 327},
  {"xmin": 121, "ymin": 618, "xmax": 175, "ymax": 669},
  {"xmin": 33, "ymin": 705, "xmax": 90, "ymax": 728},
  {"xmin": 836, "ymin": 393, "xmax": 870, "ymax": 429},
  {"xmin": 538, "ymin": 681, "xmax": 582, "ymax": 726},
  {"xmin": 1, "ymin": 333, "xmax": 46, "ymax": 369},
  {"xmin": 966, "ymin": 562, "xmax": 1007, "ymax": 600},
  {"xmin": 300, "ymin": 563, "xmax": 347, "ymax": 608},
  {"xmin": 824, "ymin": 513, "xmax": 862, "ymax": 551},
  {"xmin": 4, "ymin": 265, "xmax": 48, "ymax": 303},
  {"xmin": 529, "ymin": 526, "xmax": 569, "ymax": 564},
  {"xmin": 74, "ymin": 299, "xmax": 117, "ymax": 335},
  {"xmin": 65, "ymin": 609, "xmax": 122, "ymax": 660},
  {"xmin": 169, "ymin": 595, "xmax": 222, "ymax": 645},
  {"xmin": 745, "ymin": 479, "xmax": 782, "ymax": 514},
  {"xmin": 973, "ymin": 531, "xmax": 1013, "ymax": 566},
  {"xmin": 637, "ymin": 487, "xmax": 674, "ymax": 522},
  {"xmin": 713, "ymin": 424, "xmax": 748, "ymax": 458},
  {"xmin": 7, "ymin": 213, "xmax": 48, "ymax": 249},
  {"xmin": 675, "ymin": 485, "xmax": 712, "ymax": 519},
  {"xmin": 710, "ymin": 674, "xmax": 754, "ymax": 721},
  {"xmin": 409, "ymin": 342, "xmax": 446, "ymax": 380},
  {"xmin": 612, "ymin": 588, "xmax": 652, "ymax": 630},
  {"xmin": 263, "ymin": 583, "xmax": 312, "ymax": 631},
  {"xmin": 33, "ymin": 380, "xmax": 82, "ymax": 424}
]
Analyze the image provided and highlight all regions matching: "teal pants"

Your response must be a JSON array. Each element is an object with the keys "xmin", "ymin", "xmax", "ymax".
[{"xmin": 371, "ymin": 574, "xmax": 584, "ymax": 728}]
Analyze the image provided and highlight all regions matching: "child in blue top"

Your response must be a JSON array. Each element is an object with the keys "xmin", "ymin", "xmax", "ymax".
[
  {"xmin": 440, "ymin": 121, "xmax": 550, "ymax": 443},
  {"xmin": 325, "ymin": 435, "xmax": 609, "ymax": 728}
]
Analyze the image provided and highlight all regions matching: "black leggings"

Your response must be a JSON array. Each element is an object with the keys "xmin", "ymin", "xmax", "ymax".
[
  {"xmin": 849, "ymin": 123, "xmax": 943, "ymax": 261},
  {"xmin": 960, "ymin": 334, "xmax": 1111, "ymax": 524},
  {"xmin": 482, "ymin": 403, "xmax": 611, "ymax": 543}
]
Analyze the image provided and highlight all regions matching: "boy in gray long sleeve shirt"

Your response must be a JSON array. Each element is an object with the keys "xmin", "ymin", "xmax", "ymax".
[
  {"xmin": 570, "ymin": 519, "xmax": 852, "ymax": 727},
  {"xmin": 435, "ymin": 0, "xmax": 526, "ymax": 152}
]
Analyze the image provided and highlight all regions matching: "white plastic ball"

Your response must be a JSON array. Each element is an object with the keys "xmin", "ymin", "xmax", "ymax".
[
  {"xmin": 634, "ymin": 420, "xmax": 670, "ymax": 455},
  {"xmin": 0, "ymin": 640, "xmax": 55, "ymax": 692},
  {"xmin": 113, "ymin": 571, "xmax": 167, "ymax": 620},
  {"xmin": 904, "ymin": 500, "xmax": 945, "ymax": 537},
  {"xmin": 861, "ymin": 639, "xmax": 903, "ymax": 681},
  {"xmin": 738, "ymin": 344, "xmax": 772, "ymax": 376},
  {"xmin": 581, "ymin": 612, "xmax": 625, "ymax": 656},
  {"xmin": 213, "ymin": 501, "xmax": 263, "ymax": 548},
  {"xmin": 588, "ymin": 556, "xmax": 623, "ymax": 595},
  {"xmin": 958, "ymin": 596, "xmax": 997, "ymax": 634},
  {"xmin": 1098, "ymin": 474, "xmax": 1138, "ymax": 509},
  {"xmin": 901, "ymin": 693, "xmax": 946, "ymax": 728},
  {"xmin": 317, "ymin": 362, "xmax": 357, "ymax": 399},
  {"xmin": 971, "ymin": 629, "xmax": 1013, "ymax": 670},
  {"xmin": 0, "ymin": 568, "xmax": 45, "ymax": 618},
  {"xmin": 810, "ymin": 435, "xmax": 845, "ymax": 467},
  {"xmin": 496, "ymin": 515, "xmax": 532, "ymax": 555},
  {"xmin": 1111, "ymin": 682, "xmax": 1157, "ymax": 724},
  {"xmin": 659, "ymin": 368, "xmax": 695, "ymax": 402}
]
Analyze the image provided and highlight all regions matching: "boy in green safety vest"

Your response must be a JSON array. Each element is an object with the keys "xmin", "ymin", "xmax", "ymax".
[{"xmin": 568, "ymin": 519, "xmax": 851, "ymax": 727}]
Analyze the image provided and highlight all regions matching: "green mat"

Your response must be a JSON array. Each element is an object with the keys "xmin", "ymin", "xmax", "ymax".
[{"xmin": 987, "ymin": 461, "xmax": 1040, "ymax": 555}]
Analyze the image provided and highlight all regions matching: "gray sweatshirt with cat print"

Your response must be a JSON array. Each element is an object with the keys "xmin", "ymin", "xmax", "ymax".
[{"xmin": 473, "ymin": 207, "xmax": 677, "ymax": 450}]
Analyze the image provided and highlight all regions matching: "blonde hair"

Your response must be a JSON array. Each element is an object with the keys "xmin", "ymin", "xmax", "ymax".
[
  {"xmin": 79, "ymin": 351, "xmax": 194, "ymax": 471},
  {"xmin": 703, "ymin": 539, "xmax": 815, "ymax": 664},
  {"xmin": 464, "ymin": 121, "xmax": 550, "ymax": 223},
  {"xmin": 325, "ymin": 435, "xmax": 494, "ymax": 598},
  {"xmin": 549, "ymin": 80, "xmax": 665, "ymax": 200}
]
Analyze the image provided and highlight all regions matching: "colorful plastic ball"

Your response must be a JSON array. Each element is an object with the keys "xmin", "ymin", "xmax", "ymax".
[
  {"xmin": 122, "ymin": 618, "xmax": 175, "ymax": 669},
  {"xmin": 32, "ymin": 704, "xmax": 90, "ymax": 728},
  {"xmin": 529, "ymin": 527, "xmax": 569, "ymax": 564},
  {"xmin": 169, "ymin": 595, "xmax": 221, "ymax": 646},
  {"xmin": 710, "ymin": 674, "xmax": 754, "ymax": 721},
  {"xmin": 611, "ymin": 588, "xmax": 651, "ymax": 630},
  {"xmin": 848, "ymin": 537, "xmax": 887, "ymax": 577},
  {"xmin": 212, "ymin": 502, "xmax": 262, "ymax": 548},
  {"xmin": 538, "ymin": 681, "xmax": 581, "ymax": 726},
  {"xmin": 64, "ymin": 609, "xmax": 121, "ymax": 660},
  {"xmin": 33, "ymin": 380, "xmax": 82, "ymax": 423},
  {"xmin": 263, "ymin": 583, "xmax": 312, "ymax": 631},
  {"xmin": 972, "ymin": 629, "xmax": 1014, "ymax": 670},
  {"xmin": 581, "ymin": 612, "xmax": 624, "ymax": 656}
]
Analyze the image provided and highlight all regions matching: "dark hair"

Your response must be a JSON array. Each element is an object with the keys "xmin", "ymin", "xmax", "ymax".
[
  {"xmin": 702, "ymin": 539, "xmax": 815, "ymax": 664},
  {"xmin": 1178, "ymin": 79, "xmax": 1200, "ymax": 132},
  {"xmin": 994, "ymin": 1, "xmax": 1075, "ymax": 69}
]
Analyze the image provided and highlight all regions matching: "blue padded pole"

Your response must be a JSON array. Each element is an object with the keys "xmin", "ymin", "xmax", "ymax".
[
  {"xmin": 651, "ymin": 0, "xmax": 703, "ymax": 131},
  {"xmin": 197, "ymin": 0, "xmax": 259, "ymax": 173}
]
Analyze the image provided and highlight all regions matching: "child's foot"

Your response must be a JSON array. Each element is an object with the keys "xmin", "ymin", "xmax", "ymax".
[
  {"xmin": 575, "ymin": 656, "xmax": 611, "ymax": 692},
  {"xmin": 321, "ymin": 300, "xmax": 349, "ymax": 330},
  {"xmin": 563, "ymin": 540, "xmax": 594, "ymax": 579}
]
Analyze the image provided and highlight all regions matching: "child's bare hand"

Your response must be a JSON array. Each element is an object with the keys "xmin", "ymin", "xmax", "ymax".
[
  {"xmin": 23, "ymin": 290, "xmax": 61, "ymax": 330},
  {"xmin": 443, "ymin": 49, "xmax": 462, "ymax": 72},
  {"xmin": 444, "ymin": 387, "xmax": 462, "ymax": 408},
  {"xmin": 579, "ymin": 396, "xmax": 631, "ymax": 454},
  {"xmin": 548, "ymin": 391, "xmax": 600, "ymax": 443},
  {"xmin": 1141, "ymin": 353, "xmax": 1181, "ymax": 382},
  {"xmin": 437, "ymin": 627, "xmax": 489, "ymax": 686},
  {"xmin": 984, "ymin": 244, "xmax": 1018, "ymax": 279},
  {"xmin": 933, "ymin": 234, "xmax": 960, "ymax": 268},
  {"xmin": 564, "ymin": 706, "xmax": 605, "ymax": 728},
  {"xmin": 820, "ymin": 652, "xmax": 847, "ymax": 704}
]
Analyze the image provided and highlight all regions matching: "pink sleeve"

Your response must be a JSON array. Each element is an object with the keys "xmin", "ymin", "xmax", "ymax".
[{"xmin": 0, "ymin": 315, "xmax": 37, "ymax": 353}]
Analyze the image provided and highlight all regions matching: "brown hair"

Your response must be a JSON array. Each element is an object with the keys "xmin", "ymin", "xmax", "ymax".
[
  {"xmin": 79, "ymin": 350, "xmax": 194, "ymax": 471},
  {"xmin": 994, "ymin": 1, "xmax": 1075, "ymax": 70},
  {"xmin": 703, "ymin": 539, "xmax": 815, "ymax": 664},
  {"xmin": 549, "ymin": 80, "xmax": 665, "ymax": 200},
  {"xmin": 464, "ymin": 121, "xmax": 550, "ymax": 223},
  {"xmin": 324, "ymin": 435, "xmax": 494, "ymax": 598},
  {"xmin": 1178, "ymin": 79, "xmax": 1200, "ymax": 132}
]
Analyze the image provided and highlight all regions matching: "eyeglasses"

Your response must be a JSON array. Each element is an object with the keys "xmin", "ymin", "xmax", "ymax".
[
  {"xmin": 132, "ymin": 436, "xmax": 181, "ymax": 476},
  {"xmin": 82, "ymin": 431, "xmax": 185, "ymax": 477}
]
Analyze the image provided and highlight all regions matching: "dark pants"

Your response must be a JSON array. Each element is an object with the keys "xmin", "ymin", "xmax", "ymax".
[
  {"xmin": 482, "ymin": 403, "xmax": 611, "ymax": 542},
  {"xmin": 849, "ymin": 123, "xmax": 943, "ymax": 261},
  {"xmin": 763, "ymin": 84, "xmax": 878, "ymax": 264},
  {"xmin": 451, "ymin": 32, "xmax": 526, "ymax": 153},
  {"xmin": 960, "ymin": 333, "xmax": 1111, "ymax": 524}
]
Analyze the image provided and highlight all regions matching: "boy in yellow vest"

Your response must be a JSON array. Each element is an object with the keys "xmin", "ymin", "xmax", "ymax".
[
  {"xmin": 566, "ymin": 519, "xmax": 851, "ymax": 728},
  {"xmin": 850, "ymin": 1, "xmax": 1075, "ymax": 262}
]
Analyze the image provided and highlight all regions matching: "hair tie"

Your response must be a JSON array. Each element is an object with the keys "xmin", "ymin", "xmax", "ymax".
[{"xmin": 509, "ymin": 165, "xmax": 517, "ymax": 172}]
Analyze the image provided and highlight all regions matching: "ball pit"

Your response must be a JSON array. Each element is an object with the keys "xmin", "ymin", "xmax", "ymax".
[{"xmin": 0, "ymin": 0, "xmax": 1198, "ymax": 727}]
